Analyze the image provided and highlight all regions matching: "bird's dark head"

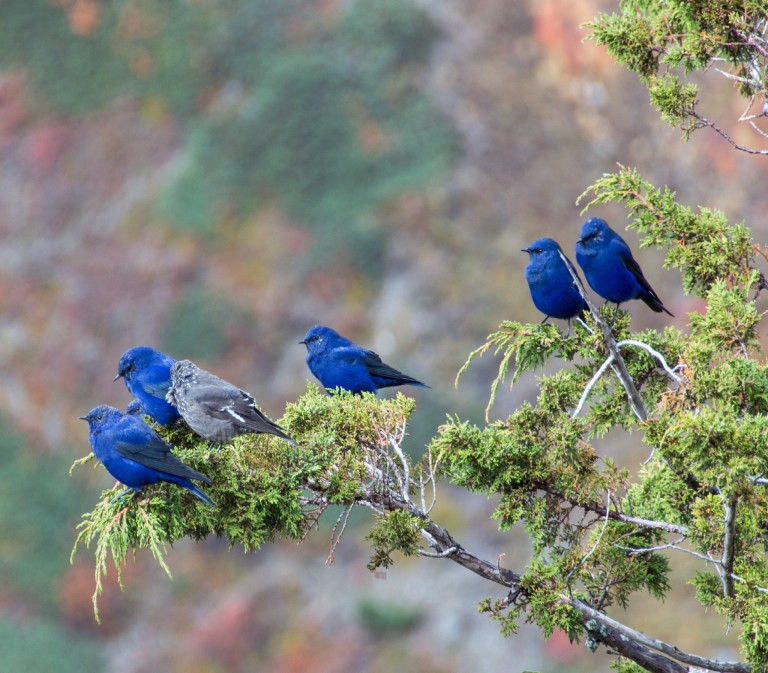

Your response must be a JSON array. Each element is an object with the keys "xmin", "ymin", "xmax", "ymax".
[
  {"xmin": 522, "ymin": 237, "xmax": 562, "ymax": 264},
  {"xmin": 576, "ymin": 218, "xmax": 611, "ymax": 249},
  {"xmin": 125, "ymin": 399, "xmax": 144, "ymax": 416},
  {"xmin": 79, "ymin": 405, "xmax": 122, "ymax": 432},
  {"xmin": 299, "ymin": 325, "xmax": 342, "ymax": 354},
  {"xmin": 116, "ymin": 346, "xmax": 173, "ymax": 382},
  {"xmin": 169, "ymin": 359, "xmax": 200, "ymax": 385}
]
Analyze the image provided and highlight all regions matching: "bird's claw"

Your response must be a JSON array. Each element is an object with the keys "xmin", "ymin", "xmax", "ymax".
[{"xmin": 110, "ymin": 488, "xmax": 135, "ymax": 505}]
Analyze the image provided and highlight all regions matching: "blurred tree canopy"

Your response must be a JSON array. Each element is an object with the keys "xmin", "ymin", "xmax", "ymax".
[
  {"xmin": 0, "ymin": 417, "xmax": 92, "ymax": 611},
  {"xmin": 0, "ymin": 0, "xmax": 458, "ymax": 268},
  {"xmin": 0, "ymin": 417, "xmax": 102, "ymax": 671}
]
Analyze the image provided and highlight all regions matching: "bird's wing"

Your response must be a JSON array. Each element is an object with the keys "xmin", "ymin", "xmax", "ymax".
[
  {"xmin": 188, "ymin": 384, "xmax": 291, "ymax": 436},
  {"xmin": 332, "ymin": 346, "xmax": 369, "ymax": 367},
  {"xmin": 617, "ymin": 249, "xmax": 663, "ymax": 303},
  {"xmin": 112, "ymin": 419, "xmax": 211, "ymax": 483},
  {"xmin": 360, "ymin": 349, "xmax": 428, "ymax": 387},
  {"xmin": 138, "ymin": 366, "xmax": 173, "ymax": 400}
]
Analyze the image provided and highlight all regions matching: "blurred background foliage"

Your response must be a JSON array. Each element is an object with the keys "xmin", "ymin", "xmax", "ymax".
[
  {"xmin": 1, "ymin": 0, "xmax": 458, "ymax": 268},
  {"xmin": 0, "ymin": 0, "xmax": 766, "ymax": 671}
]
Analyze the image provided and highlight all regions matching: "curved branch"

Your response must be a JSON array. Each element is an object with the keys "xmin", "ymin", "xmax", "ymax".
[
  {"xmin": 687, "ymin": 108, "xmax": 768, "ymax": 155},
  {"xmin": 572, "ymin": 354, "xmax": 615, "ymax": 418},
  {"xmin": 615, "ymin": 340, "xmax": 683, "ymax": 383},
  {"xmin": 557, "ymin": 250, "xmax": 648, "ymax": 422},
  {"xmin": 562, "ymin": 492, "xmax": 688, "ymax": 536},
  {"xmin": 354, "ymin": 490, "xmax": 744, "ymax": 673}
]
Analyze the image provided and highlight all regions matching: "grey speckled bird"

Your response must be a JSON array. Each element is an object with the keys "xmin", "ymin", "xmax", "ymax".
[{"xmin": 167, "ymin": 360, "xmax": 298, "ymax": 450}]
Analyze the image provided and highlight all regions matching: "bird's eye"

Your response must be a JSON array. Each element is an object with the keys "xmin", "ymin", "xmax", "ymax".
[
  {"xmin": 95, "ymin": 415, "xmax": 102, "ymax": 421},
  {"xmin": 317, "ymin": 336, "xmax": 323, "ymax": 343}
]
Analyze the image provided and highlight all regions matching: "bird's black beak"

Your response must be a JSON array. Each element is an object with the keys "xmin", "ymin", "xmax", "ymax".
[
  {"xmin": 521, "ymin": 248, "xmax": 530, "ymax": 253},
  {"xmin": 78, "ymin": 415, "xmax": 88, "ymax": 421},
  {"xmin": 298, "ymin": 340, "xmax": 307, "ymax": 345},
  {"xmin": 576, "ymin": 237, "xmax": 584, "ymax": 244},
  {"xmin": 113, "ymin": 373, "xmax": 122, "ymax": 381}
]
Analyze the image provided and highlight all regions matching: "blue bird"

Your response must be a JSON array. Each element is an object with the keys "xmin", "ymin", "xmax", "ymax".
[
  {"xmin": 575, "ymin": 218, "xmax": 673, "ymax": 327},
  {"xmin": 125, "ymin": 399, "xmax": 144, "ymax": 417},
  {"xmin": 299, "ymin": 325, "xmax": 428, "ymax": 394},
  {"xmin": 522, "ymin": 238, "xmax": 586, "ymax": 337},
  {"xmin": 80, "ymin": 405, "xmax": 214, "ymax": 506},
  {"xmin": 115, "ymin": 346, "xmax": 181, "ymax": 427}
]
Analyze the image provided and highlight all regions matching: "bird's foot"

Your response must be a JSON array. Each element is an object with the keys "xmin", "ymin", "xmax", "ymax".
[{"xmin": 110, "ymin": 488, "xmax": 135, "ymax": 505}]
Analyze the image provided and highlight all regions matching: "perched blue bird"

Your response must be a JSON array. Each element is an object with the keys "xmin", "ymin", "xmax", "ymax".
[
  {"xmin": 299, "ymin": 326, "xmax": 428, "ymax": 394},
  {"xmin": 80, "ymin": 405, "xmax": 214, "ymax": 506},
  {"xmin": 575, "ymin": 218, "xmax": 673, "ymax": 326},
  {"xmin": 115, "ymin": 346, "xmax": 181, "ymax": 427},
  {"xmin": 522, "ymin": 238, "xmax": 586, "ymax": 337},
  {"xmin": 125, "ymin": 399, "xmax": 144, "ymax": 417}
]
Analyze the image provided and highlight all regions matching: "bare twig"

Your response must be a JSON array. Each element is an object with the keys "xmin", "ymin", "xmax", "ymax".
[
  {"xmin": 614, "ymin": 536, "xmax": 687, "ymax": 555},
  {"xmin": 615, "ymin": 340, "xmax": 683, "ymax": 383},
  {"xmin": 617, "ymin": 542, "xmax": 713, "ymax": 565},
  {"xmin": 750, "ymin": 120, "xmax": 768, "ymax": 139},
  {"xmin": 729, "ymin": 572, "xmax": 768, "ymax": 595},
  {"xmin": 617, "ymin": 538, "xmax": 768, "ymax": 595},
  {"xmin": 576, "ymin": 316, "xmax": 595, "ymax": 334},
  {"xmin": 326, "ymin": 506, "xmax": 353, "ymax": 566},
  {"xmin": 426, "ymin": 445, "xmax": 438, "ymax": 514},
  {"xmin": 567, "ymin": 490, "xmax": 611, "ymax": 583},
  {"xmin": 418, "ymin": 546, "xmax": 457, "ymax": 558},
  {"xmin": 720, "ymin": 495, "xmax": 738, "ymax": 598},
  {"xmin": 572, "ymin": 354, "xmax": 614, "ymax": 419},
  {"xmin": 571, "ymin": 495, "xmax": 688, "ymax": 536},
  {"xmin": 687, "ymin": 108, "xmax": 768, "ymax": 155},
  {"xmin": 390, "ymin": 431, "xmax": 411, "ymax": 501},
  {"xmin": 715, "ymin": 68, "xmax": 759, "ymax": 85}
]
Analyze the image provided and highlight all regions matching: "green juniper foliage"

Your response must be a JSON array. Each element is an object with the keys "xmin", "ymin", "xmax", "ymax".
[
  {"xmin": 73, "ymin": 167, "xmax": 768, "ymax": 669},
  {"xmin": 71, "ymin": 386, "xmax": 418, "ymax": 621},
  {"xmin": 584, "ymin": 1, "xmax": 768, "ymax": 153}
]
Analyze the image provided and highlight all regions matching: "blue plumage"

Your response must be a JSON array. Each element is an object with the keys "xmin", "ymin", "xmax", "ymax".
[
  {"xmin": 115, "ymin": 346, "xmax": 181, "ymax": 427},
  {"xmin": 523, "ymin": 238, "xmax": 585, "ymax": 335},
  {"xmin": 80, "ymin": 405, "xmax": 214, "ymax": 506},
  {"xmin": 299, "ymin": 325, "xmax": 428, "ymax": 394},
  {"xmin": 575, "ymin": 218, "xmax": 673, "ymax": 324}
]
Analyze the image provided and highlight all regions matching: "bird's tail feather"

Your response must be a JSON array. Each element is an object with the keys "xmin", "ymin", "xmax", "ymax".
[
  {"xmin": 641, "ymin": 293, "xmax": 674, "ymax": 317},
  {"xmin": 185, "ymin": 482, "xmax": 215, "ymax": 507},
  {"xmin": 160, "ymin": 473, "xmax": 214, "ymax": 504},
  {"xmin": 270, "ymin": 424, "xmax": 299, "ymax": 447},
  {"xmin": 372, "ymin": 376, "xmax": 430, "ymax": 390}
]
